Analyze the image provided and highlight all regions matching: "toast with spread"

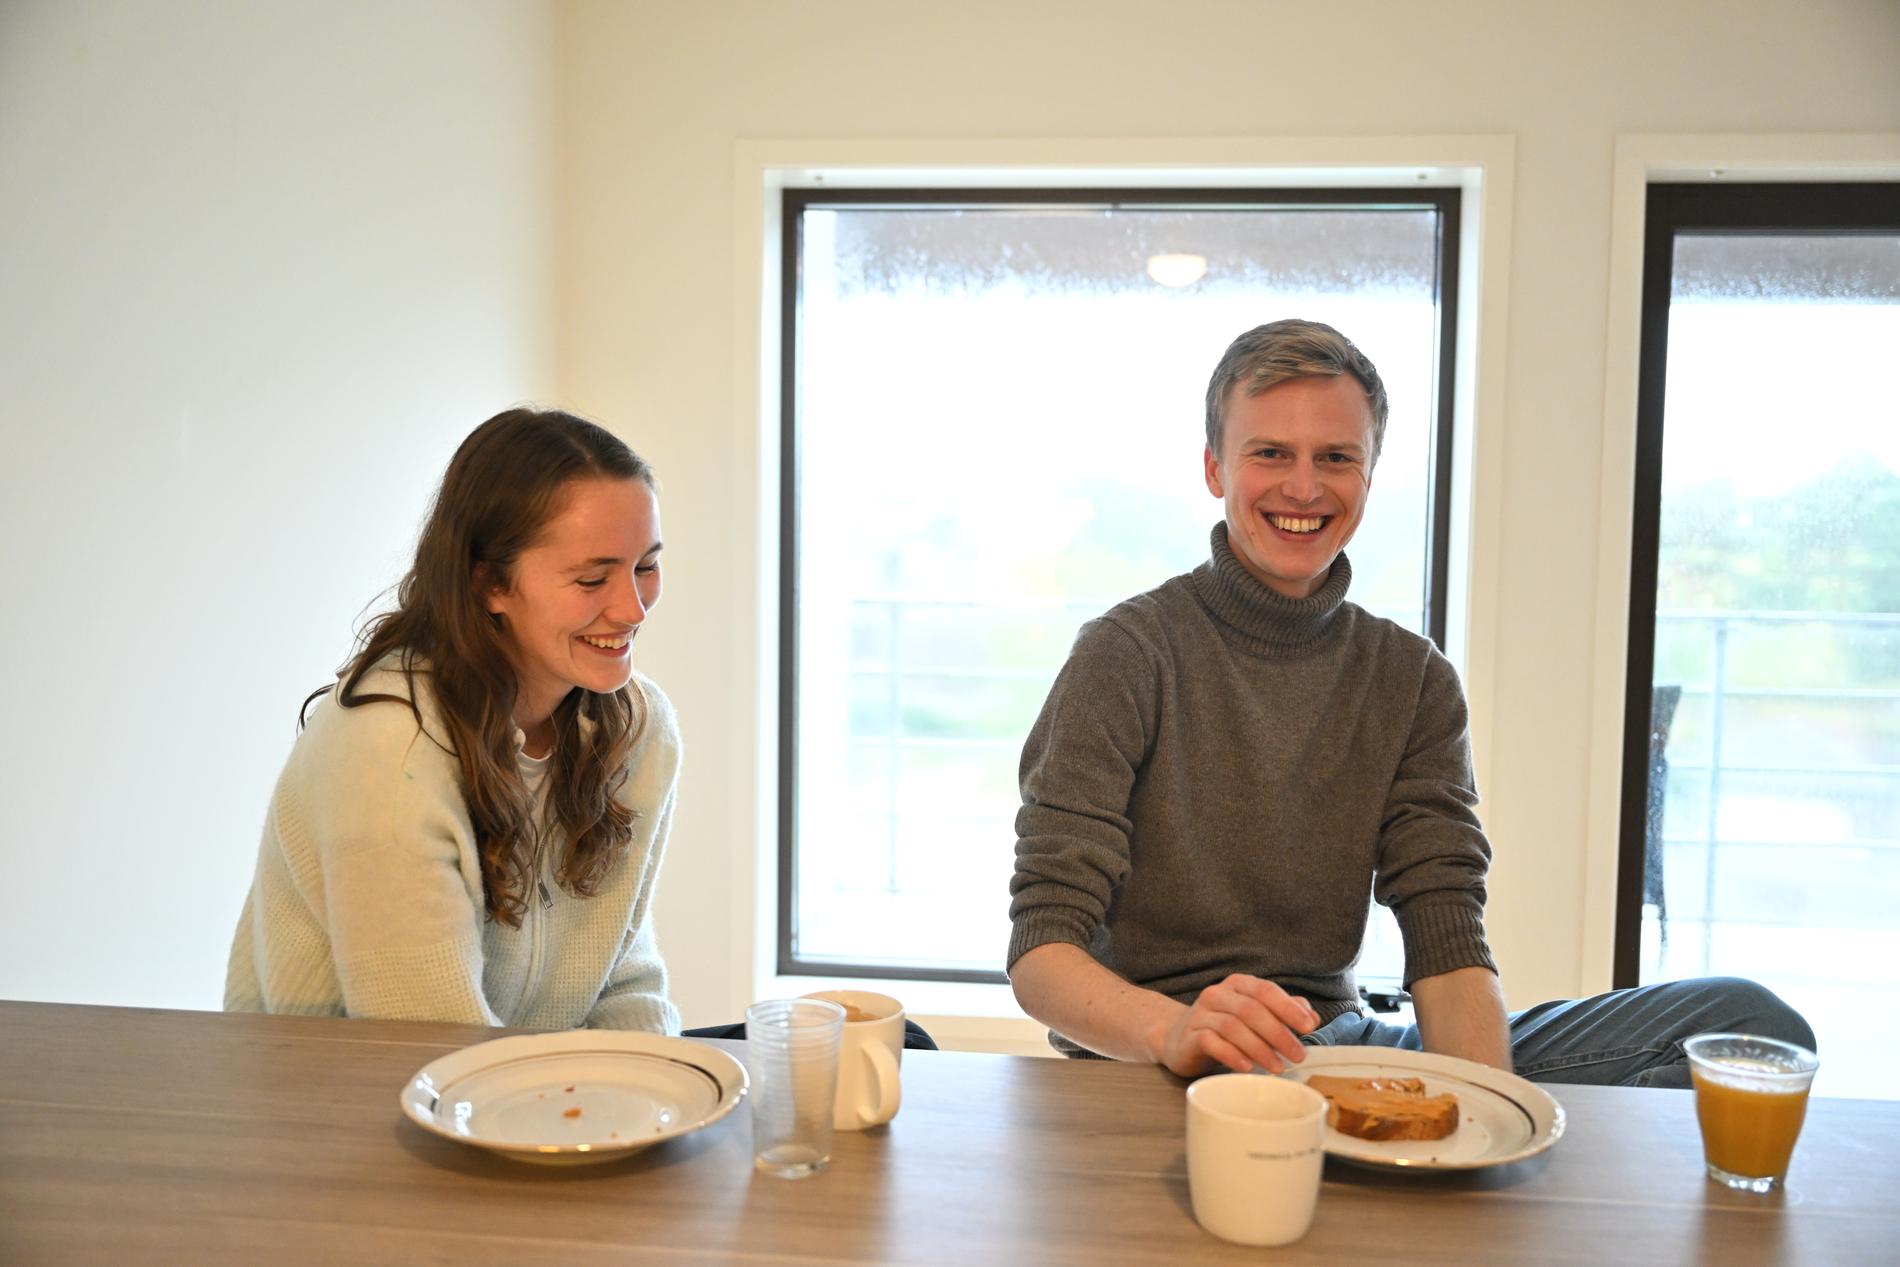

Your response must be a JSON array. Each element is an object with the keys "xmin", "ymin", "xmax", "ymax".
[{"xmin": 1305, "ymin": 1074, "xmax": 1460, "ymax": 1142}]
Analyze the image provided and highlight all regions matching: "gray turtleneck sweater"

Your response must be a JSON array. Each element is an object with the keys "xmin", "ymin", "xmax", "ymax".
[{"xmin": 1007, "ymin": 525, "xmax": 1495, "ymax": 1054}]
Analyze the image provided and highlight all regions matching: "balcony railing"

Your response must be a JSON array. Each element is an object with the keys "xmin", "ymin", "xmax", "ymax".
[{"xmin": 1652, "ymin": 609, "xmax": 1900, "ymax": 973}]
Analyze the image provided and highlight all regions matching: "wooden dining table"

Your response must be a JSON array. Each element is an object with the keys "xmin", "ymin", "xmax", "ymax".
[{"xmin": 1, "ymin": 1000, "xmax": 1893, "ymax": 1265}]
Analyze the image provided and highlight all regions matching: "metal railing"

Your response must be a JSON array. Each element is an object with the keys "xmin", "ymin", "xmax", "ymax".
[
  {"xmin": 836, "ymin": 592, "xmax": 1424, "ymax": 900},
  {"xmin": 1653, "ymin": 609, "xmax": 1900, "ymax": 971}
]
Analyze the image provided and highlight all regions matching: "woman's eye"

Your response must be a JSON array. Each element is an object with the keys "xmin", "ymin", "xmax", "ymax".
[
  {"xmin": 577, "ymin": 577, "xmax": 607, "ymax": 589},
  {"xmin": 636, "ymin": 564, "xmax": 659, "ymax": 576}
]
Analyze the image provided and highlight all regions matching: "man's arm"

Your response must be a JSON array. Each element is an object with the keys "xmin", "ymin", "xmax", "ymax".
[
  {"xmin": 1409, "ymin": 965, "xmax": 1512, "ymax": 1070},
  {"xmin": 1379, "ymin": 647, "xmax": 1503, "ymax": 1062},
  {"xmin": 1009, "ymin": 618, "xmax": 1317, "ymax": 1076},
  {"xmin": 1010, "ymin": 942, "xmax": 1318, "ymax": 1077}
]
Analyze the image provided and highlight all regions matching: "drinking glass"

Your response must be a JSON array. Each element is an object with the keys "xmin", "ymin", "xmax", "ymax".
[
  {"xmin": 745, "ymin": 998, "xmax": 845, "ymax": 1178},
  {"xmin": 1683, "ymin": 1032, "xmax": 1820, "ymax": 1193}
]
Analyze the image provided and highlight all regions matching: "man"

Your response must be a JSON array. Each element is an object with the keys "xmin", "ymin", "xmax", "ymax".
[{"xmin": 1006, "ymin": 319, "xmax": 1810, "ymax": 1086}]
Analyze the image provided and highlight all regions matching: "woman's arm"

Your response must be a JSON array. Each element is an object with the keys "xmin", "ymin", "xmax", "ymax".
[
  {"xmin": 585, "ymin": 675, "xmax": 683, "ymax": 1032},
  {"xmin": 293, "ymin": 695, "xmax": 501, "ymax": 1024},
  {"xmin": 584, "ymin": 792, "xmax": 680, "ymax": 1032},
  {"xmin": 587, "ymin": 916, "xmax": 679, "ymax": 1032}
]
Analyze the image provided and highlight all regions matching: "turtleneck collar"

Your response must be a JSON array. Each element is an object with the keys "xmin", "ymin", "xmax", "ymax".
[{"xmin": 1188, "ymin": 522, "xmax": 1353, "ymax": 653}]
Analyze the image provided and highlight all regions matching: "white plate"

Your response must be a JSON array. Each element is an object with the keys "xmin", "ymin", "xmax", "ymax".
[
  {"xmin": 1283, "ymin": 1046, "xmax": 1565, "ymax": 1171},
  {"xmin": 399, "ymin": 1030, "xmax": 747, "ymax": 1166}
]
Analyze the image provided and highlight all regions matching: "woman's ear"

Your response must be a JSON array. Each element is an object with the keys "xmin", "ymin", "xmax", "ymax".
[{"xmin": 474, "ymin": 563, "xmax": 508, "ymax": 616}]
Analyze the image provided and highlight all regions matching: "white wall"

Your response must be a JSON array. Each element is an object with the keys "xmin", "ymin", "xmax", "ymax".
[
  {"xmin": 5, "ymin": 0, "xmax": 1897, "ymax": 1035},
  {"xmin": 0, "ymin": 0, "xmax": 557, "ymax": 1006},
  {"xmin": 554, "ymin": 0, "xmax": 1900, "ymax": 1028}
]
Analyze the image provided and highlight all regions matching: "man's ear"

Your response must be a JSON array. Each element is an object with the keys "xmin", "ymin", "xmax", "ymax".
[{"xmin": 1203, "ymin": 444, "xmax": 1225, "ymax": 498}]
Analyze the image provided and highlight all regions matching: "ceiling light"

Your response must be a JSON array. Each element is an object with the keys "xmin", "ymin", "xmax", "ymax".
[{"xmin": 1145, "ymin": 253, "xmax": 1208, "ymax": 288}]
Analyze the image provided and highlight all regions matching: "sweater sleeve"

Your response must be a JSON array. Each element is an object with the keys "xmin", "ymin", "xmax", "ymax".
[
  {"xmin": 1006, "ymin": 618, "xmax": 1156, "ymax": 972},
  {"xmin": 299, "ymin": 700, "xmax": 503, "ymax": 1025},
  {"xmin": 1375, "ymin": 646, "xmax": 1498, "ymax": 986},
  {"xmin": 585, "ymin": 686, "xmax": 683, "ymax": 1033},
  {"xmin": 588, "ymin": 916, "xmax": 680, "ymax": 1032}
]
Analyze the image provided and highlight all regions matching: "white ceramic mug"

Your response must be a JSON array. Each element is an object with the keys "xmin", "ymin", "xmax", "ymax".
[
  {"xmin": 802, "ymin": 989, "xmax": 903, "ymax": 1130},
  {"xmin": 1185, "ymin": 1073, "xmax": 1327, "ymax": 1247}
]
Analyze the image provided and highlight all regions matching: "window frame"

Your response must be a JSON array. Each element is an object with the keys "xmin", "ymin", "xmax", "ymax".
[
  {"xmin": 1613, "ymin": 179, "xmax": 1900, "ymax": 987},
  {"xmin": 777, "ymin": 185, "xmax": 1465, "ymax": 983}
]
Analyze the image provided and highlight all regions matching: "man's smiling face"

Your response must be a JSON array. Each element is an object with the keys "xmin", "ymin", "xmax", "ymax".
[{"xmin": 1203, "ymin": 373, "xmax": 1375, "ymax": 600}]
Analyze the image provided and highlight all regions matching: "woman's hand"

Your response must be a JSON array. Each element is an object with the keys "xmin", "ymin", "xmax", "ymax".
[{"xmin": 1145, "ymin": 974, "xmax": 1320, "ymax": 1077}]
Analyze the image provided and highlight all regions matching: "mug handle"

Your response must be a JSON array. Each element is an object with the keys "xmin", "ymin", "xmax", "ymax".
[{"xmin": 856, "ymin": 1037, "xmax": 902, "ymax": 1126}]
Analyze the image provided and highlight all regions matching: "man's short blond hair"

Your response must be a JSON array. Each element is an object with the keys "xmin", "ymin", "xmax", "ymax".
[{"xmin": 1203, "ymin": 319, "xmax": 1390, "ymax": 463}]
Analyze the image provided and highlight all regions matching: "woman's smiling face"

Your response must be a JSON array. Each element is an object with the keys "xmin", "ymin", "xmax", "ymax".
[
  {"xmin": 484, "ymin": 476, "xmax": 662, "ymax": 729},
  {"xmin": 1203, "ymin": 374, "xmax": 1375, "ymax": 600}
]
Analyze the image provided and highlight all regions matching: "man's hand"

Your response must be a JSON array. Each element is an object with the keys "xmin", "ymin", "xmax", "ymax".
[
  {"xmin": 1144, "ymin": 974, "xmax": 1321, "ymax": 1077},
  {"xmin": 1010, "ymin": 945, "xmax": 1322, "ymax": 1074}
]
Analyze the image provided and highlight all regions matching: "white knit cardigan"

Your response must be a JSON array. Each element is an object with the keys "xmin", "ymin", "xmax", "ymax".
[{"xmin": 224, "ymin": 658, "xmax": 681, "ymax": 1032}]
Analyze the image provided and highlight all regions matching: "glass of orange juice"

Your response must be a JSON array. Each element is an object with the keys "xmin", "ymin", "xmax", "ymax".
[{"xmin": 1683, "ymin": 1032, "xmax": 1819, "ymax": 1193}]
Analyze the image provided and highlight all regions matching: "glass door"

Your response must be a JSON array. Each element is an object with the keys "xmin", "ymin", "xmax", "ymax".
[{"xmin": 1620, "ymin": 182, "xmax": 1900, "ymax": 1100}]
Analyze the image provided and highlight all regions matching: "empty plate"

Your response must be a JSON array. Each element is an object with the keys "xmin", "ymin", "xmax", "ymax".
[{"xmin": 400, "ymin": 1030, "xmax": 747, "ymax": 1165}]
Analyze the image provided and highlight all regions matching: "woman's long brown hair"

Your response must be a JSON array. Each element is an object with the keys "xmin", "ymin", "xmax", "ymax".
[{"xmin": 310, "ymin": 408, "xmax": 655, "ymax": 927}]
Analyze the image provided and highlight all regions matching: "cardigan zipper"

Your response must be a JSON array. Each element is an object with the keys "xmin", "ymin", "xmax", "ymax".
[{"xmin": 519, "ymin": 831, "xmax": 553, "ymax": 1017}]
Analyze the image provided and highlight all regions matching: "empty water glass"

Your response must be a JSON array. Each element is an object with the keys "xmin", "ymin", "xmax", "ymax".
[{"xmin": 745, "ymin": 997, "xmax": 845, "ymax": 1178}]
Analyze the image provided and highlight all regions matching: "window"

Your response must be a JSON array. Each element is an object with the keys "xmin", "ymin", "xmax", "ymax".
[
  {"xmin": 782, "ymin": 188, "xmax": 1462, "ymax": 983},
  {"xmin": 1619, "ymin": 181, "xmax": 1900, "ymax": 1099}
]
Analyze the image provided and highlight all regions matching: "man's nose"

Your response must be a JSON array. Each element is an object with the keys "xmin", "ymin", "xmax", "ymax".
[{"xmin": 1282, "ymin": 460, "xmax": 1321, "ymax": 503}]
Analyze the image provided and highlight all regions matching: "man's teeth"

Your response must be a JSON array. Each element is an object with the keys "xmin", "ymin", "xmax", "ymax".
[
  {"xmin": 1268, "ymin": 514, "xmax": 1325, "ymax": 534},
  {"xmin": 580, "ymin": 635, "xmax": 628, "ymax": 649}
]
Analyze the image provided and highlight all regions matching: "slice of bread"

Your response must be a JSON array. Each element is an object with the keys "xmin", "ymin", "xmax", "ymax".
[{"xmin": 1305, "ymin": 1074, "xmax": 1460, "ymax": 1142}]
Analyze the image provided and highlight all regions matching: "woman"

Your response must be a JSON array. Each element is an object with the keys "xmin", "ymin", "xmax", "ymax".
[{"xmin": 225, "ymin": 408, "xmax": 680, "ymax": 1031}]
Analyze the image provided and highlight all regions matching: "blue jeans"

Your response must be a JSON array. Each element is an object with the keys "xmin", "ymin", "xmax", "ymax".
[{"xmin": 1304, "ymin": 977, "xmax": 1814, "ymax": 1089}]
